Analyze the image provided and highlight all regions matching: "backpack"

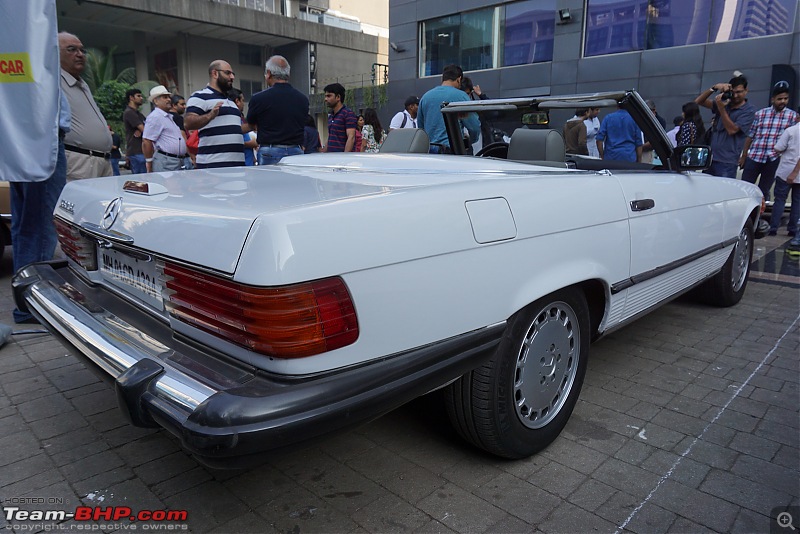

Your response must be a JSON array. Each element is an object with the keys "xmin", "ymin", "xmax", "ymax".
[{"xmin": 400, "ymin": 114, "xmax": 408, "ymax": 128}]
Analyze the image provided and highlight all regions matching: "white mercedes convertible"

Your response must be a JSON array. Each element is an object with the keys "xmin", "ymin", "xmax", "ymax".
[{"xmin": 14, "ymin": 90, "xmax": 762, "ymax": 467}]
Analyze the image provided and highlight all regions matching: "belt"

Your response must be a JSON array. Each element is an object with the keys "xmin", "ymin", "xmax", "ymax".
[
  {"xmin": 157, "ymin": 149, "xmax": 188, "ymax": 159},
  {"xmin": 264, "ymin": 144, "xmax": 300, "ymax": 148},
  {"xmin": 64, "ymin": 144, "xmax": 109, "ymax": 158}
]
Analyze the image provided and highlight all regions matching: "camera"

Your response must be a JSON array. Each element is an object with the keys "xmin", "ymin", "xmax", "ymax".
[{"xmin": 721, "ymin": 90, "xmax": 733, "ymax": 101}]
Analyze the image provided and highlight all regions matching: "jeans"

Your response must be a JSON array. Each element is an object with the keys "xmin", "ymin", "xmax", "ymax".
[
  {"xmin": 110, "ymin": 158, "xmax": 120, "ymax": 176},
  {"xmin": 704, "ymin": 160, "xmax": 738, "ymax": 179},
  {"xmin": 128, "ymin": 153, "xmax": 147, "ymax": 174},
  {"xmin": 769, "ymin": 178, "xmax": 800, "ymax": 235},
  {"xmin": 11, "ymin": 140, "xmax": 67, "ymax": 322},
  {"xmin": 741, "ymin": 157, "xmax": 779, "ymax": 202},
  {"xmin": 428, "ymin": 145, "xmax": 451, "ymax": 154},
  {"xmin": 258, "ymin": 145, "xmax": 302, "ymax": 165}
]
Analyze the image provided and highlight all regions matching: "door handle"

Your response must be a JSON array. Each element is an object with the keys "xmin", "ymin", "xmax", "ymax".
[{"xmin": 630, "ymin": 199, "xmax": 655, "ymax": 211}]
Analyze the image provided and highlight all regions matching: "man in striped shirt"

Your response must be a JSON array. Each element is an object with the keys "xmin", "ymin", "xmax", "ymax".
[
  {"xmin": 184, "ymin": 60, "xmax": 248, "ymax": 168},
  {"xmin": 323, "ymin": 83, "xmax": 357, "ymax": 152}
]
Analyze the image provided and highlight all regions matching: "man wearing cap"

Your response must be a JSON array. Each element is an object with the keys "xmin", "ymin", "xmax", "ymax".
[
  {"xmin": 738, "ymin": 82, "xmax": 798, "ymax": 201},
  {"xmin": 123, "ymin": 87, "xmax": 147, "ymax": 174},
  {"xmin": 58, "ymin": 31, "xmax": 113, "ymax": 180},
  {"xmin": 389, "ymin": 96, "xmax": 419, "ymax": 131},
  {"xmin": 143, "ymin": 85, "xmax": 187, "ymax": 173}
]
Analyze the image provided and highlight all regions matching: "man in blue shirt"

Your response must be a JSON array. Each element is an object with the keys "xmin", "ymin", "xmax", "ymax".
[
  {"xmin": 695, "ymin": 75, "xmax": 756, "ymax": 179},
  {"xmin": 597, "ymin": 105, "xmax": 643, "ymax": 162},
  {"xmin": 418, "ymin": 64, "xmax": 480, "ymax": 154}
]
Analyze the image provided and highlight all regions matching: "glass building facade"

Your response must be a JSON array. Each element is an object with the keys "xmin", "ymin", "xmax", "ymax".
[{"xmin": 418, "ymin": 0, "xmax": 797, "ymax": 75}]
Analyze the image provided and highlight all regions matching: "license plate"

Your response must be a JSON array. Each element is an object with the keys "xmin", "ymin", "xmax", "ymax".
[{"xmin": 100, "ymin": 248, "xmax": 163, "ymax": 308}]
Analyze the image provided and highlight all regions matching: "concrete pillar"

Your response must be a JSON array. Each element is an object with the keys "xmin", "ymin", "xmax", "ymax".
[{"xmin": 133, "ymin": 31, "xmax": 148, "ymax": 83}]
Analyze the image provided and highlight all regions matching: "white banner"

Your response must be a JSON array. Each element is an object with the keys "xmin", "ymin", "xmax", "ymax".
[{"xmin": 0, "ymin": 0, "xmax": 59, "ymax": 182}]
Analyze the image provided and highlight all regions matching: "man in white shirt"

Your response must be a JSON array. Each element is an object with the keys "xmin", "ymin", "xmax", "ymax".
[
  {"xmin": 584, "ymin": 107, "xmax": 601, "ymax": 158},
  {"xmin": 143, "ymin": 85, "xmax": 187, "ymax": 172},
  {"xmin": 666, "ymin": 115, "xmax": 682, "ymax": 147},
  {"xmin": 389, "ymin": 96, "xmax": 419, "ymax": 131},
  {"xmin": 768, "ymin": 113, "xmax": 800, "ymax": 237}
]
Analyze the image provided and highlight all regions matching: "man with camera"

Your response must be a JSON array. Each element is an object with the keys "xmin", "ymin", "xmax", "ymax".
[{"xmin": 695, "ymin": 74, "xmax": 755, "ymax": 178}]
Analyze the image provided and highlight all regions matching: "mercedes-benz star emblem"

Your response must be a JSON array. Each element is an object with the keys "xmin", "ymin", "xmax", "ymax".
[{"xmin": 101, "ymin": 197, "xmax": 122, "ymax": 230}]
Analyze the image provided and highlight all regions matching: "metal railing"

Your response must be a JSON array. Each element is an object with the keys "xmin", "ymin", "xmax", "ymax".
[{"xmin": 211, "ymin": 0, "xmax": 276, "ymax": 13}]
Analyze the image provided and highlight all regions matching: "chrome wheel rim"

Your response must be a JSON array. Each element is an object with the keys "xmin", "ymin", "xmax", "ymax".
[
  {"xmin": 514, "ymin": 301, "xmax": 580, "ymax": 429},
  {"xmin": 731, "ymin": 226, "xmax": 751, "ymax": 292}
]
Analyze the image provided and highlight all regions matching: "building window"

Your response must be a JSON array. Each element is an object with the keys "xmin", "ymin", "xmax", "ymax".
[
  {"xmin": 240, "ymin": 79, "xmax": 263, "ymax": 101},
  {"xmin": 239, "ymin": 43, "xmax": 262, "ymax": 66},
  {"xmin": 710, "ymin": 0, "xmax": 794, "ymax": 41},
  {"xmin": 420, "ymin": 8, "xmax": 497, "ymax": 76},
  {"xmin": 585, "ymin": 0, "xmax": 797, "ymax": 57},
  {"xmin": 154, "ymin": 49, "xmax": 179, "ymax": 93},
  {"xmin": 460, "ymin": 9, "xmax": 496, "ymax": 72},
  {"xmin": 420, "ymin": 15, "xmax": 461, "ymax": 77},
  {"xmin": 502, "ymin": 0, "xmax": 556, "ymax": 67},
  {"xmin": 421, "ymin": 1, "xmax": 561, "ymax": 76}
]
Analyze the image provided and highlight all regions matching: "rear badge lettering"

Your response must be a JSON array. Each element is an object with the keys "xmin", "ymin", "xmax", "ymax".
[{"xmin": 59, "ymin": 199, "xmax": 74, "ymax": 214}]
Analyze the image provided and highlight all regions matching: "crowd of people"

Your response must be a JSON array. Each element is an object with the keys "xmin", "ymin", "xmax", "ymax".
[
  {"xmin": 64, "ymin": 42, "xmax": 390, "ymax": 176},
  {"xmin": 407, "ymin": 64, "xmax": 799, "ymax": 254},
  {"xmin": 10, "ymin": 37, "xmax": 800, "ymax": 323}
]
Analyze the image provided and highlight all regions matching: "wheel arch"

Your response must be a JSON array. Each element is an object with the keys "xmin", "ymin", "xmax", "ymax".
[
  {"xmin": 576, "ymin": 279, "xmax": 607, "ymax": 341},
  {"xmin": 508, "ymin": 277, "xmax": 609, "ymax": 342}
]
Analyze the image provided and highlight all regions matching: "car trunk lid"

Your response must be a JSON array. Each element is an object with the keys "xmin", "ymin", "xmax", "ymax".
[{"xmin": 57, "ymin": 166, "xmax": 404, "ymax": 274}]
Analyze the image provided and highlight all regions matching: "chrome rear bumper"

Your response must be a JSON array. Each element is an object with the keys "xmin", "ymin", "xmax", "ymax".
[{"xmin": 14, "ymin": 261, "xmax": 504, "ymax": 467}]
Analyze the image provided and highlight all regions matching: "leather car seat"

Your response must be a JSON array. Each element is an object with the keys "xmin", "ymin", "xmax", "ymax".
[{"xmin": 379, "ymin": 128, "xmax": 431, "ymax": 154}]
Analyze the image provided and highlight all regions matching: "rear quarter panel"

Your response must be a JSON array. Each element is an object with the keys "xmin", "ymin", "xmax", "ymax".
[{"xmin": 235, "ymin": 170, "xmax": 632, "ymax": 375}]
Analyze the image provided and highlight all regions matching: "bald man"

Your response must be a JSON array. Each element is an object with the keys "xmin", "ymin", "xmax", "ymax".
[{"xmin": 184, "ymin": 60, "xmax": 248, "ymax": 168}]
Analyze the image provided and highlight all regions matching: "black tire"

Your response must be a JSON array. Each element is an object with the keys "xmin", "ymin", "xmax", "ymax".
[
  {"xmin": 696, "ymin": 222, "xmax": 753, "ymax": 307},
  {"xmin": 445, "ymin": 287, "xmax": 590, "ymax": 458}
]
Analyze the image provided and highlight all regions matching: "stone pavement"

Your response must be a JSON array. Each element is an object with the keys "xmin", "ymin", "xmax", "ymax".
[{"xmin": 0, "ymin": 238, "xmax": 798, "ymax": 534}]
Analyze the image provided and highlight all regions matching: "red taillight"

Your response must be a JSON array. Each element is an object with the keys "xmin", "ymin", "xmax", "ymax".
[
  {"xmin": 54, "ymin": 218, "xmax": 97, "ymax": 270},
  {"xmin": 162, "ymin": 263, "xmax": 359, "ymax": 358}
]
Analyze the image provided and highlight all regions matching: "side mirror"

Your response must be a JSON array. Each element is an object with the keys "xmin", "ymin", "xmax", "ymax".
[{"xmin": 673, "ymin": 145, "xmax": 711, "ymax": 171}]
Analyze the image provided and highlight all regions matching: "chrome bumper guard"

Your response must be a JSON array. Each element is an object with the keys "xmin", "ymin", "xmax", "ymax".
[
  {"xmin": 13, "ymin": 261, "xmax": 216, "ymax": 425},
  {"xmin": 14, "ymin": 261, "xmax": 505, "ymax": 467}
]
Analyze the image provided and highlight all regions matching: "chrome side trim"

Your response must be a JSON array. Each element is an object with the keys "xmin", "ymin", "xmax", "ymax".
[
  {"xmin": 22, "ymin": 265, "xmax": 215, "ymax": 412},
  {"xmin": 610, "ymin": 237, "xmax": 738, "ymax": 294}
]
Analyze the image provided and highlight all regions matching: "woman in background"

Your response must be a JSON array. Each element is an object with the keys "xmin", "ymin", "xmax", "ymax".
[
  {"xmin": 361, "ymin": 108, "xmax": 384, "ymax": 153},
  {"xmin": 354, "ymin": 114, "xmax": 364, "ymax": 152},
  {"xmin": 677, "ymin": 102, "xmax": 705, "ymax": 146}
]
